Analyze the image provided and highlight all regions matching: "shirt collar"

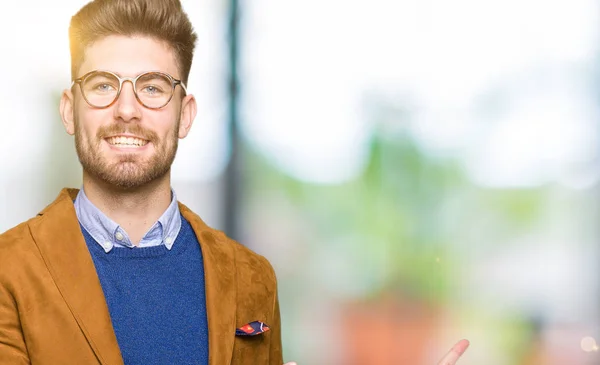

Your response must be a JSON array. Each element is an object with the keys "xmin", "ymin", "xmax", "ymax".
[{"xmin": 74, "ymin": 188, "xmax": 182, "ymax": 253}]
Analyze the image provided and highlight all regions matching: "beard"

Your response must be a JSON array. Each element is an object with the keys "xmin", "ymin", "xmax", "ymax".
[{"xmin": 74, "ymin": 117, "xmax": 179, "ymax": 190}]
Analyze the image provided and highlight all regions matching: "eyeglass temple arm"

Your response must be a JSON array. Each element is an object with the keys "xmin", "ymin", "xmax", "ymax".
[{"xmin": 177, "ymin": 80, "xmax": 188, "ymax": 94}]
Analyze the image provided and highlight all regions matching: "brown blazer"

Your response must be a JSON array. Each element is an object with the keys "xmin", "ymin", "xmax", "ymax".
[{"xmin": 0, "ymin": 188, "xmax": 283, "ymax": 365}]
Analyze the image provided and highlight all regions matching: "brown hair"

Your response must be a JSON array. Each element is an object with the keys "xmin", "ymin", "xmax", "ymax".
[{"xmin": 69, "ymin": 0, "xmax": 197, "ymax": 84}]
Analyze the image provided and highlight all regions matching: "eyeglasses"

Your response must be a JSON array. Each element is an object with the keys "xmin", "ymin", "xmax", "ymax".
[{"xmin": 72, "ymin": 70, "xmax": 187, "ymax": 109}]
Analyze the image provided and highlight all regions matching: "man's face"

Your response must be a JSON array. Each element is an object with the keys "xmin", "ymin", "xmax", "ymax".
[{"xmin": 60, "ymin": 35, "xmax": 196, "ymax": 189}]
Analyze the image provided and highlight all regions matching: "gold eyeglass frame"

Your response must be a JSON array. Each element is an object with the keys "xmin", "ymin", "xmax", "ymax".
[{"xmin": 71, "ymin": 70, "xmax": 188, "ymax": 110}]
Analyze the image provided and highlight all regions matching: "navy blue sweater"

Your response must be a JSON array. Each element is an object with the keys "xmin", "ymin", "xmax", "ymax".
[{"xmin": 81, "ymin": 217, "xmax": 209, "ymax": 365}]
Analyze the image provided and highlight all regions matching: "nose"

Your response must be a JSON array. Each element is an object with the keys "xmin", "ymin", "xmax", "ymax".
[{"xmin": 113, "ymin": 79, "xmax": 142, "ymax": 122}]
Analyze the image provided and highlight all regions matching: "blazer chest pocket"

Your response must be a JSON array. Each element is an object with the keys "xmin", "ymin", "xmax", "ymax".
[{"xmin": 232, "ymin": 321, "xmax": 271, "ymax": 363}]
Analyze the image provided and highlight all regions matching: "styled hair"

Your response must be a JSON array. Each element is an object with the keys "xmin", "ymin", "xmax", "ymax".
[{"xmin": 69, "ymin": 0, "xmax": 197, "ymax": 84}]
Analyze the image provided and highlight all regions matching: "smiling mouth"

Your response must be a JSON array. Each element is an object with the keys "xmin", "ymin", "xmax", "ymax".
[{"xmin": 106, "ymin": 136, "xmax": 149, "ymax": 148}]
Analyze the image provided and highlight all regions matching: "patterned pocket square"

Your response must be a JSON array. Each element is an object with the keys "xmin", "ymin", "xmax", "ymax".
[{"xmin": 236, "ymin": 321, "xmax": 270, "ymax": 336}]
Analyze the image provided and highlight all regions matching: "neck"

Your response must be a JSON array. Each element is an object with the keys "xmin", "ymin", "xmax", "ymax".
[{"xmin": 82, "ymin": 172, "xmax": 173, "ymax": 245}]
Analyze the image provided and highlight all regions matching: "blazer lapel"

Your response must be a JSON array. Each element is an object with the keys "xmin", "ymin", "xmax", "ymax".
[
  {"xmin": 181, "ymin": 204, "xmax": 237, "ymax": 365},
  {"xmin": 29, "ymin": 188, "xmax": 123, "ymax": 365}
]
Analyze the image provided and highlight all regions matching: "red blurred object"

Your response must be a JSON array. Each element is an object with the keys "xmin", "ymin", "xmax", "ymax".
[{"xmin": 339, "ymin": 296, "xmax": 440, "ymax": 365}]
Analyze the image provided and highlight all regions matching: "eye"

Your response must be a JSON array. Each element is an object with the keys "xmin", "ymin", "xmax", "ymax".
[
  {"xmin": 145, "ymin": 86, "xmax": 158, "ymax": 93},
  {"xmin": 141, "ymin": 85, "xmax": 165, "ymax": 95},
  {"xmin": 93, "ymin": 83, "xmax": 116, "ymax": 92}
]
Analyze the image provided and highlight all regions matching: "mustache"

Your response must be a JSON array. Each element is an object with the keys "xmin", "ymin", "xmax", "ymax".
[{"xmin": 97, "ymin": 124, "xmax": 158, "ymax": 141}]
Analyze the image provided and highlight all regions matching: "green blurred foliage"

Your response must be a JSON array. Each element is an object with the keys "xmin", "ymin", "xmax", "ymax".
[{"xmin": 244, "ymin": 126, "xmax": 549, "ymax": 306}]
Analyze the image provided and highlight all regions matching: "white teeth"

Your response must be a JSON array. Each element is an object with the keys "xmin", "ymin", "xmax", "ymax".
[{"xmin": 107, "ymin": 136, "xmax": 148, "ymax": 147}]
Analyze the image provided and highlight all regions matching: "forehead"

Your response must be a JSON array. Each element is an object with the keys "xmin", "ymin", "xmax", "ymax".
[{"xmin": 78, "ymin": 35, "xmax": 180, "ymax": 78}]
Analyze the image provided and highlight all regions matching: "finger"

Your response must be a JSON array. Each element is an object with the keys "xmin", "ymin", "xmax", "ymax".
[
  {"xmin": 437, "ymin": 339, "xmax": 470, "ymax": 365},
  {"xmin": 283, "ymin": 363, "xmax": 297, "ymax": 365}
]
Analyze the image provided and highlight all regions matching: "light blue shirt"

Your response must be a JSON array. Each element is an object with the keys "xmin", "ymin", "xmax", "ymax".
[{"xmin": 74, "ymin": 188, "xmax": 182, "ymax": 253}]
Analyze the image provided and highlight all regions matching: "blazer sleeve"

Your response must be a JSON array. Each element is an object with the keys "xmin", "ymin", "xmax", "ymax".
[
  {"xmin": 269, "ymin": 288, "xmax": 284, "ymax": 365},
  {"xmin": 0, "ymin": 280, "xmax": 30, "ymax": 364}
]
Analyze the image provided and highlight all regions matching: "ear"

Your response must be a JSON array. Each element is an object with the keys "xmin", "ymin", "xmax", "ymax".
[
  {"xmin": 60, "ymin": 89, "xmax": 76, "ymax": 135},
  {"xmin": 178, "ymin": 93, "xmax": 197, "ymax": 139}
]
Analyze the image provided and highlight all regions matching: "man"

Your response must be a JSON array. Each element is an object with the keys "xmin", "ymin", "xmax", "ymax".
[
  {"xmin": 0, "ymin": 0, "xmax": 284, "ymax": 364},
  {"xmin": 0, "ymin": 0, "xmax": 469, "ymax": 364}
]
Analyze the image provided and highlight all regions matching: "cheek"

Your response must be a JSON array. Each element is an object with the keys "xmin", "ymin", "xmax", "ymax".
[
  {"xmin": 75, "ymin": 111, "xmax": 106, "ymax": 140},
  {"xmin": 157, "ymin": 125, "xmax": 179, "ymax": 147},
  {"xmin": 148, "ymin": 110, "xmax": 180, "ymax": 139}
]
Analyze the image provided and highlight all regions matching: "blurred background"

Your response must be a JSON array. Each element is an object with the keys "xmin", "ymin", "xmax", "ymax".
[{"xmin": 1, "ymin": 0, "xmax": 600, "ymax": 364}]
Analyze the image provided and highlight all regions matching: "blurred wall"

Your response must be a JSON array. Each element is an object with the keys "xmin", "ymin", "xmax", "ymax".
[{"xmin": 239, "ymin": 1, "xmax": 600, "ymax": 364}]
